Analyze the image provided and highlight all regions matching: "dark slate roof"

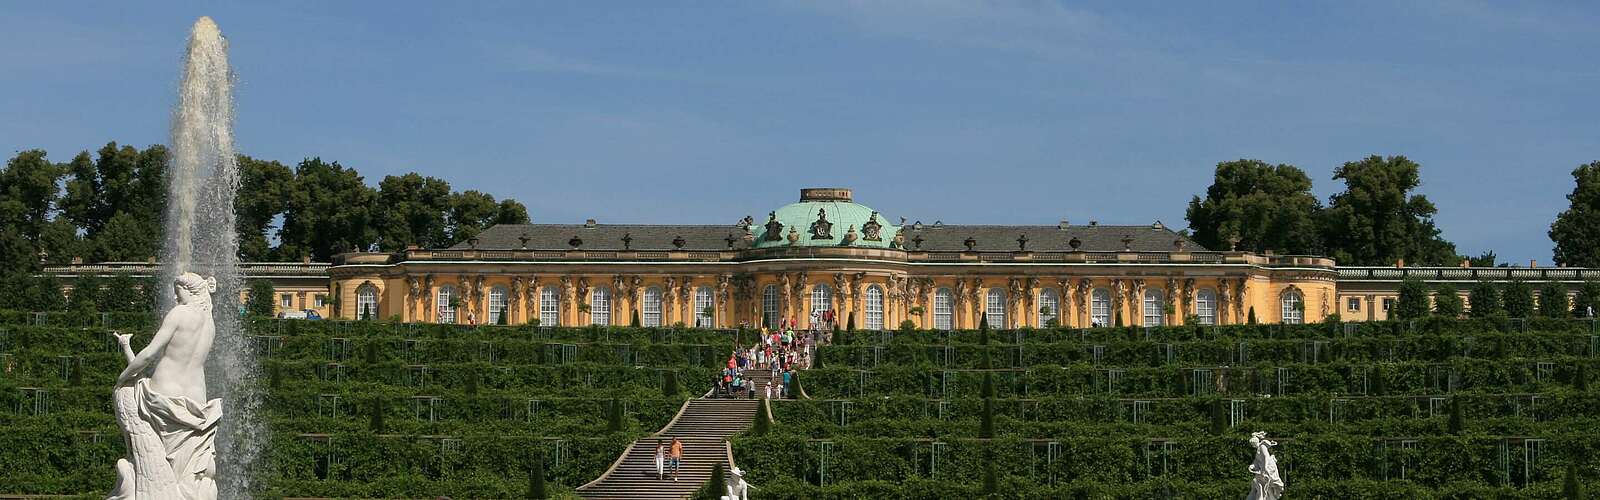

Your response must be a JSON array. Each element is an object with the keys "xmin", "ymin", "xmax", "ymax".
[
  {"xmin": 900, "ymin": 224, "xmax": 1203, "ymax": 252},
  {"xmin": 453, "ymin": 222, "xmax": 1206, "ymax": 253},
  {"xmin": 451, "ymin": 224, "xmax": 747, "ymax": 251}
]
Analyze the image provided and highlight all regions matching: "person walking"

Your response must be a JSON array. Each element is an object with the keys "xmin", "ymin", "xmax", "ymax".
[
  {"xmin": 669, "ymin": 437, "xmax": 684, "ymax": 481},
  {"xmin": 654, "ymin": 439, "xmax": 666, "ymax": 480}
]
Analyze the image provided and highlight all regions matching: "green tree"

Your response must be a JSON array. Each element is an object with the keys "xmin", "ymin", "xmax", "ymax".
[
  {"xmin": 69, "ymin": 274, "xmax": 104, "ymax": 314},
  {"xmin": 1502, "ymin": 281, "xmax": 1535, "ymax": 319},
  {"xmin": 606, "ymin": 398, "xmax": 623, "ymax": 432},
  {"xmin": 1563, "ymin": 462, "xmax": 1582, "ymax": 499},
  {"xmin": 246, "ymin": 279, "xmax": 277, "ymax": 317},
  {"xmin": 1539, "ymin": 283, "xmax": 1570, "ymax": 318},
  {"xmin": 92, "ymin": 212, "xmax": 159, "ymax": 262},
  {"xmin": 1185, "ymin": 159, "xmax": 1324, "ymax": 254},
  {"xmin": 1466, "ymin": 250, "xmax": 1499, "ymax": 268},
  {"xmin": 235, "ymin": 155, "xmax": 295, "ymax": 261},
  {"xmin": 26, "ymin": 274, "xmax": 65, "ymax": 311},
  {"xmin": 753, "ymin": 401, "xmax": 771, "ymax": 435},
  {"xmin": 1447, "ymin": 398, "xmax": 1464, "ymax": 435},
  {"xmin": 1247, "ymin": 307, "xmax": 1257, "ymax": 325},
  {"xmin": 99, "ymin": 272, "xmax": 143, "ymax": 312},
  {"xmin": 1469, "ymin": 281, "xmax": 1502, "ymax": 318},
  {"xmin": 1433, "ymin": 284, "xmax": 1463, "ymax": 318},
  {"xmin": 496, "ymin": 198, "xmax": 531, "ymax": 225},
  {"xmin": 979, "ymin": 397, "xmax": 995, "ymax": 439},
  {"xmin": 59, "ymin": 144, "xmax": 167, "ymax": 262},
  {"xmin": 0, "ymin": 150, "xmax": 63, "ymax": 272},
  {"xmin": 1321, "ymin": 155, "xmax": 1457, "ymax": 266},
  {"xmin": 1550, "ymin": 161, "xmax": 1600, "ymax": 267},
  {"xmin": 279, "ymin": 158, "xmax": 379, "ymax": 260},
  {"xmin": 1574, "ymin": 280, "xmax": 1600, "ymax": 318},
  {"xmin": 368, "ymin": 398, "xmax": 386, "ymax": 433},
  {"xmin": 447, "ymin": 190, "xmax": 503, "ymax": 244},
  {"xmin": 528, "ymin": 453, "xmax": 547, "ymax": 499},
  {"xmin": 375, "ymin": 173, "xmax": 453, "ymax": 250},
  {"xmin": 1393, "ymin": 278, "xmax": 1432, "ymax": 320}
]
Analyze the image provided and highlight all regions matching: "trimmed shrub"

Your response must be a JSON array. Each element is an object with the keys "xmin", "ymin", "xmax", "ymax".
[
  {"xmin": 1433, "ymin": 284, "xmax": 1464, "ymax": 318},
  {"xmin": 1503, "ymin": 281, "xmax": 1535, "ymax": 319},
  {"xmin": 1394, "ymin": 278, "xmax": 1431, "ymax": 320},
  {"xmin": 1540, "ymin": 282, "xmax": 1570, "ymax": 318},
  {"xmin": 1469, "ymin": 281, "xmax": 1502, "ymax": 318}
]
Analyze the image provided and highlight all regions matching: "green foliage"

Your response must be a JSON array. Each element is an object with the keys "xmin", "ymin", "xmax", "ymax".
[
  {"xmin": 528, "ymin": 453, "xmax": 547, "ymax": 499},
  {"xmin": 247, "ymin": 279, "xmax": 277, "ymax": 317},
  {"xmin": 606, "ymin": 398, "xmax": 623, "ymax": 432},
  {"xmin": 754, "ymin": 401, "xmax": 771, "ymax": 436},
  {"xmin": 369, "ymin": 398, "xmax": 386, "ymax": 433},
  {"xmin": 1447, "ymin": 398, "xmax": 1463, "ymax": 435},
  {"xmin": 1467, "ymin": 250, "xmax": 1499, "ymax": 268},
  {"xmin": 1503, "ymin": 281, "xmax": 1536, "ymax": 319},
  {"xmin": 697, "ymin": 462, "xmax": 725, "ymax": 500},
  {"xmin": 1469, "ymin": 281, "xmax": 1502, "ymax": 318},
  {"xmin": 846, "ymin": 313, "xmax": 855, "ymax": 332},
  {"xmin": 1321, "ymin": 155, "xmax": 1457, "ymax": 266},
  {"xmin": 979, "ymin": 397, "xmax": 994, "ymax": 439},
  {"xmin": 1433, "ymin": 284, "xmax": 1464, "ymax": 318},
  {"xmin": 982, "ymin": 459, "xmax": 999, "ymax": 494},
  {"xmin": 630, "ymin": 309, "xmax": 641, "ymax": 327},
  {"xmin": 898, "ymin": 319, "xmax": 916, "ymax": 334},
  {"xmin": 1574, "ymin": 281, "xmax": 1600, "ymax": 318},
  {"xmin": 1393, "ymin": 278, "xmax": 1432, "ymax": 320},
  {"xmin": 663, "ymin": 370, "xmax": 680, "ymax": 397},
  {"xmin": 978, "ymin": 313, "xmax": 990, "ymax": 335},
  {"xmin": 1246, "ymin": 307, "xmax": 1257, "ymax": 325},
  {"xmin": 1540, "ymin": 283, "xmax": 1570, "ymax": 318},
  {"xmin": 1208, "ymin": 399, "xmax": 1225, "ymax": 435},
  {"xmin": 1564, "ymin": 462, "xmax": 1582, "ymax": 499},
  {"xmin": 1184, "ymin": 159, "xmax": 1323, "ymax": 255},
  {"xmin": 1550, "ymin": 161, "xmax": 1600, "ymax": 267},
  {"xmin": 67, "ymin": 274, "xmax": 102, "ymax": 314},
  {"xmin": 790, "ymin": 371, "xmax": 804, "ymax": 396}
]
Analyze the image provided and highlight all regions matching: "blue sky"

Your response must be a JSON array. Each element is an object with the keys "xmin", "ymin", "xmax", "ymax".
[{"xmin": 3, "ymin": 1, "xmax": 1597, "ymax": 264}]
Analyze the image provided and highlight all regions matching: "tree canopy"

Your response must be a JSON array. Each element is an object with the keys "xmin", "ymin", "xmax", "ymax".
[
  {"xmin": 1185, "ymin": 159, "xmax": 1323, "ymax": 255},
  {"xmin": 1550, "ymin": 161, "xmax": 1600, "ymax": 267},
  {"xmin": 1321, "ymin": 155, "xmax": 1457, "ymax": 266}
]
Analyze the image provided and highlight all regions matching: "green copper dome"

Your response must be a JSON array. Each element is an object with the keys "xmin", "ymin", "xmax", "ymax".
[{"xmin": 753, "ymin": 188, "xmax": 901, "ymax": 249}]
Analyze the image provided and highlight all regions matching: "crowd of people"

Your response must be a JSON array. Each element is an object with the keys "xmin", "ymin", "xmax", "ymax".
[{"xmin": 714, "ymin": 314, "xmax": 829, "ymax": 399}]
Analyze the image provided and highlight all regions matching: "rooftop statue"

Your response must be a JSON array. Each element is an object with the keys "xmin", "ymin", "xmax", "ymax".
[
  {"xmin": 109, "ymin": 273, "xmax": 221, "ymax": 500},
  {"xmin": 1245, "ymin": 431, "xmax": 1284, "ymax": 500}
]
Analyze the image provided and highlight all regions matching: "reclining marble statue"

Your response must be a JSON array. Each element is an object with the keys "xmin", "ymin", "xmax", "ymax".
[
  {"xmin": 108, "ymin": 273, "xmax": 221, "ymax": 500},
  {"xmin": 1245, "ymin": 431, "xmax": 1284, "ymax": 500}
]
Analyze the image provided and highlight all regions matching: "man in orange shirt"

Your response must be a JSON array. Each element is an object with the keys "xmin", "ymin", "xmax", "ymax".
[{"xmin": 669, "ymin": 437, "xmax": 684, "ymax": 481}]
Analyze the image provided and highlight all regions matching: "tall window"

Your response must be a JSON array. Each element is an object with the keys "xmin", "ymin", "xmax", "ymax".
[
  {"xmin": 488, "ymin": 286, "xmax": 508, "ymax": 325},
  {"xmin": 437, "ymin": 285, "xmax": 456, "ymax": 324},
  {"xmin": 1091, "ymin": 288, "xmax": 1111, "ymax": 327},
  {"xmin": 1195, "ymin": 288, "xmax": 1217, "ymax": 325},
  {"xmin": 539, "ymin": 286, "xmax": 560, "ymax": 326},
  {"xmin": 864, "ymin": 285, "xmax": 884, "ymax": 330},
  {"xmin": 1039, "ymin": 289, "xmax": 1060, "ymax": 326},
  {"xmin": 1143, "ymin": 288, "xmax": 1165, "ymax": 326},
  {"xmin": 591, "ymin": 287, "xmax": 612, "ymax": 326},
  {"xmin": 762, "ymin": 284, "xmax": 780, "ymax": 328},
  {"xmin": 986, "ymin": 289, "xmax": 1007, "ymax": 329},
  {"xmin": 934, "ymin": 288, "xmax": 954, "ymax": 330},
  {"xmin": 695, "ymin": 286, "xmax": 714, "ymax": 328},
  {"xmin": 810, "ymin": 284, "xmax": 833, "ymax": 319},
  {"xmin": 642, "ymin": 287, "xmax": 663, "ymax": 327},
  {"xmin": 356, "ymin": 284, "xmax": 378, "ymax": 320},
  {"xmin": 1281, "ymin": 290, "xmax": 1304, "ymax": 325}
]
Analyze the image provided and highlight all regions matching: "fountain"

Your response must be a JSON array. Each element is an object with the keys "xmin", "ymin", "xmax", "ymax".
[{"xmin": 107, "ymin": 16, "xmax": 259, "ymax": 499}]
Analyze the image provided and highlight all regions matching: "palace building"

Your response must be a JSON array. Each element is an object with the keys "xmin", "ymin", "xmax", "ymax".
[{"xmin": 45, "ymin": 188, "xmax": 1600, "ymax": 327}]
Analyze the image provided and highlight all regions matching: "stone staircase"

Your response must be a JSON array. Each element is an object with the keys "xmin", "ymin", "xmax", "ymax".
[{"xmin": 576, "ymin": 398, "xmax": 757, "ymax": 499}]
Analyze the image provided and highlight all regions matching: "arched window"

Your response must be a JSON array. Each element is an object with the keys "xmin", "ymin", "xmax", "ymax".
[
  {"xmin": 810, "ymin": 284, "xmax": 833, "ymax": 320},
  {"xmin": 1143, "ymin": 288, "xmax": 1165, "ymax": 327},
  {"xmin": 864, "ymin": 285, "xmax": 884, "ymax": 330},
  {"xmin": 356, "ymin": 284, "xmax": 378, "ymax": 320},
  {"xmin": 488, "ymin": 285, "xmax": 508, "ymax": 325},
  {"xmin": 1090, "ymin": 288, "xmax": 1112, "ymax": 327},
  {"xmin": 436, "ymin": 285, "xmax": 456, "ymax": 324},
  {"xmin": 1281, "ymin": 289, "xmax": 1304, "ymax": 325},
  {"xmin": 986, "ymin": 289, "xmax": 1007, "ymax": 329},
  {"xmin": 539, "ymin": 286, "xmax": 560, "ymax": 326},
  {"xmin": 934, "ymin": 288, "xmax": 954, "ymax": 330},
  {"xmin": 591, "ymin": 287, "xmax": 612, "ymax": 326},
  {"xmin": 1038, "ymin": 288, "xmax": 1059, "ymax": 327},
  {"xmin": 642, "ymin": 287, "xmax": 663, "ymax": 327},
  {"xmin": 762, "ymin": 284, "xmax": 780, "ymax": 328},
  {"xmin": 695, "ymin": 286, "xmax": 715, "ymax": 328},
  {"xmin": 1195, "ymin": 288, "xmax": 1217, "ymax": 325}
]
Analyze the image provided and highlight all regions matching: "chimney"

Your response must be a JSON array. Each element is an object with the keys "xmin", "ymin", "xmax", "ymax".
[
  {"xmin": 584, "ymin": 219, "xmax": 598, "ymax": 228},
  {"xmin": 1395, "ymin": 258, "xmax": 1405, "ymax": 268},
  {"xmin": 1058, "ymin": 218, "xmax": 1069, "ymax": 231},
  {"xmin": 147, "ymin": 256, "xmax": 157, "ymax": 264},
  {"xmin": 1530, "ymin": 259, "xmax": 1537, "ymax": 268},
  {"xmin": 301, "ymin": 255, "xmax": 311, "ymax": 264},
  {"xmin": 71, "ymin": 256, "xmax": 83, "ymax": 265},
  {"xmin": 1460, "ymin": 259, "xmax": 1470, "ymax": 268}
]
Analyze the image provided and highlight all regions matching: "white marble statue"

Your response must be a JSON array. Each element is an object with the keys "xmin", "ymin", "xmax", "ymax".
[
  {"xmin": 721, "ymin": 466, "xmax": 751, "ymax": 500},
  {"xmin": 1245, "ymin": 431, "xmax": 1284, "ymax": 500},
  {"xmin": 108, "ymin": 273, "xmax": 221, "ymax": 500}
]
